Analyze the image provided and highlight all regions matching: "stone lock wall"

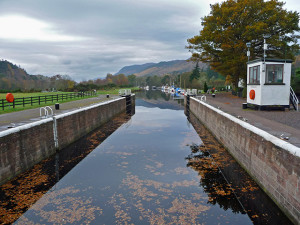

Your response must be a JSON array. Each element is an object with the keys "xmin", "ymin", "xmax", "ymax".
[
  {"xmin": 0, "ymin": 97, "xmax": 130, "ymax": 185},
  {"xmin": 56, "ymin": 98, "xmax": 126, "ymax": 150},
  {"xmin": 0, "ymin": 119, "xmax": 55, "ymax": 185},
  {"xmin": 186, "ymin": 96, "xmax": 300, "ymax": 224}
]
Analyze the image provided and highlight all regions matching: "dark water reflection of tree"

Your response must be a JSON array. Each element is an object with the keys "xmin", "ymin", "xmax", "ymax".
[{"xmin": 186, "ymin": 145, "xmax": 245, "ymax": 214}]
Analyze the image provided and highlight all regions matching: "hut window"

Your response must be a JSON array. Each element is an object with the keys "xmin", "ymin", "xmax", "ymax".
[
  {"xmin": 249, "ymin": 65, "xmax": 260, "ymax": 84},
  {"xmin": 266, "ymin": 64, "xmax": 283, "ymax": 83}
]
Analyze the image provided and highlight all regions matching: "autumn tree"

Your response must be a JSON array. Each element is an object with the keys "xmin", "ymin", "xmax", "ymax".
[
  {"xmin": 187, "ymin": 0, "xmax": 300, "ymax": 88},
  {"xmin": 106, "ymin": 73, "xmax": 113, "ymax": 84}
]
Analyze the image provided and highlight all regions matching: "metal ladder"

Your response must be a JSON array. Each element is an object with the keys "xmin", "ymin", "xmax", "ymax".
[{"xmin": 290, "ymin": 86, "xmax": 299, "ymax": 111}]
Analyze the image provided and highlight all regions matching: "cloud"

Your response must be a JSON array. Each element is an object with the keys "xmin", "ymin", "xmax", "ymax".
[
  {"xmin": 0, "ymin": 0, "xmax": 299, "ymax": 81},
  {"xmin": 0, "ymin": 15, "xmax": 85, "ymax": 42}
]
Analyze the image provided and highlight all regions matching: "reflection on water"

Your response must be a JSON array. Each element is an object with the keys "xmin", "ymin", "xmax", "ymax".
[
  {"xmin": 186, "ymin": 101, "xmax": 293, "ymax": 225},
  {"xmin": 0, "ymin": 112, "xmax": 132, "ymax": 224},
  {"xmin": 0, "ymin": 91, "xmax": 292, "ymax": 224},
  {"xmin": 186, "ymin": 144, "xmax": 246, "ymax": 214}
]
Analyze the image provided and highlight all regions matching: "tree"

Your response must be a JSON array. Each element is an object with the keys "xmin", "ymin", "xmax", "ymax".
[
  {"xmin": 225, "ymin": 75, "xmax": 233, "ymax": 86},
  {"xmin": 204, "ymin": 81, "xmax": 208, "ymax": 93},
  {"xmin": 106, "ymin": 73, "xmax": 113, "ymax": 84},
  {"xmin": 146, "ymin": 75, "xmax": 161, "ymax": 87},
  {"xmin": 292, "ymin": 68, "xmax": 300, "ymax": 94},
  {"xmin": 189, "ymin": 62, "xmax": 200, "ymax": 82},
  {"xmin": 161, "ymin": 75, "xmax": 171, "ymax": 85},
  {"xmin": 187, "ymin": 0, "xmax": 300, "ymax": 88},
  {"xmin": 128, "ymin": 74, "xmax": 137, "ymax": 87}
]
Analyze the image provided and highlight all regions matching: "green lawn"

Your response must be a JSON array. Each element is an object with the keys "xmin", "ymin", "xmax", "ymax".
[
  {"xmin": 0, "ymin": 93, "xmax": 95, "ymax": 115},
  {"xmin": 0, "ymin": 88, "xmax": 140, "ymax": 114},
  {"xmin": 0, "ymin": 91, "xmax": 85, "ymax": 99}
]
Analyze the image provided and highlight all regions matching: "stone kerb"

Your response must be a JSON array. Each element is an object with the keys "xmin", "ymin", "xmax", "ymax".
[{"xmin": 188, "ymin": 96, "xmax": 300, "ymax": 224}]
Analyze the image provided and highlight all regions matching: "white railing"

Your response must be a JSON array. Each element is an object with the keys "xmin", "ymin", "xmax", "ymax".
[
  {"xmin": 290, "ymin": 86, "xmax": 299, "ymax": 111},
  {"xmin": 40, "ymin": 106, "xmax": 54, "ymax": 118},
  {"xmin": 119, "ymin": 89, "xmax": 131, "ymax": 96},
  {"xmin": 186, "ymin": 89, "xmax": 197, "ymax": 95},
  {"xmin": 197, "ymin": 95, "xmax": 206, "ymax": 102}
]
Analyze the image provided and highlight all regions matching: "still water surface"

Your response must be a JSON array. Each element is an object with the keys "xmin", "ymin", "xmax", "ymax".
[{"xmin": 0, "ymin": 91, "xmax": 292, "ymax": 224}]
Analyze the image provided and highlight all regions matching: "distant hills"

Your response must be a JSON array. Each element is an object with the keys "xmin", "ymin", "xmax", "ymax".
[
  {"xmin": 0, "ymin": 60, "xmax": 31, "ymax": 80},
  {"xmin": 116, "ymin": 60, "xmax": 207, "ymax": 77},
  {"xmin": 0, "ymin": 60, "xmax": 74, "ymax": 91},
  {"xmin": 0, "ymin": 60, "xmax": 50, "ymax": 90}
]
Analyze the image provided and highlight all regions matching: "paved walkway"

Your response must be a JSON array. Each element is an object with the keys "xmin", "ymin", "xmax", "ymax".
[
  {"xmin": 0, "ymin": 95, "xmax": 120, "ymax": 132},
  {"xmin": 201, "ymin": 92, "xmax": 300, "ymax": 147}
]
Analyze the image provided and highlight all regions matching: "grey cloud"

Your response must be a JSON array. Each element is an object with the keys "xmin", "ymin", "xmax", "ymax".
[
  {"xmin": 0, "ymin": 0, "xmax": 201, "ymax": 81},
  {"xmin": 1, "ymin": 0, "xmax": 297, "ymax": 82}
]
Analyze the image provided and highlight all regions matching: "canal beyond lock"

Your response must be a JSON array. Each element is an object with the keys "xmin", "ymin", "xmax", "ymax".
[{"xmin": 0, "ymin": 91, "xmax": 293, "ymax": 224}]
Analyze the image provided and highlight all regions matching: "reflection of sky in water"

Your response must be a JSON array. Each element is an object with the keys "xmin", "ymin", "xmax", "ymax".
[{"xmin": 16, "ymin": 101, "xmax": 253, "ymax": 224}]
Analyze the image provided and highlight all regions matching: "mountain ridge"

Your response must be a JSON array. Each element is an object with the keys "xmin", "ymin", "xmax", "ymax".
[{"xmin": 116, "ymin": 60, "xmax": 207, "ymax": 77}]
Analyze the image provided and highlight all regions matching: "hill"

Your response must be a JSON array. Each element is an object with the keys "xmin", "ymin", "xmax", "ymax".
[
  {"xmin": 116, "ymin": 60, "xmax": 207, "ymax": 77},
  {"xmin": 0, "ymin": 60, "xmax": 49, "ymax": 90},
  {"xmin": 0, "ymin": 60, "xmax": 30, "ymax": 80}
]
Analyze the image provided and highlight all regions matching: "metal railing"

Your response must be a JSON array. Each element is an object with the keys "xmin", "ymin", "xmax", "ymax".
[
  {"xmin": 0, "ymin": 91, "xmax": 96, "ymax": 110},
  {"xmin": 197, "ymin": 95, "xmax": 206, "ymax": 102},
  {"xmin": 290, "ymin": 86, "xmax": 299, "ymax": 111},
  {"xmin": 40, "ymin": 106, "xmax": 54, "ymax": 118}
]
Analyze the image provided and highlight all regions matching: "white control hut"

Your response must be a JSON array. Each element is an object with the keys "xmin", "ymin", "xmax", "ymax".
[{"xmin": 246, "ymin": 58, "xmax": 293, "ymax": 110}]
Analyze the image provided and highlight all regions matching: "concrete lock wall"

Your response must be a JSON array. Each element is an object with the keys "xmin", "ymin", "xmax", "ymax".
[
  {"xmin": 186, "ymin": 96, "xmax": 300, "ymax": 224},
  {"xmin": 0, "ymin": 97, "xmax": 129, "ymax": 185}
]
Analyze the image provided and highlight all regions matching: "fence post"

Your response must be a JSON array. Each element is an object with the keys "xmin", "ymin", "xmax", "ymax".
[
  {"xmin": 31, "ymin": 97, "xmax": 33, "ymax": 106},
  {"xmin": 2, "ymin": 99, "xmax": 4, "ymax": 110},
  {"xmin": 57, "ymin": 94, "xmax": 59, "ymax": 101},
  {"xmin": 23, "ymin": 97, "xmax": 25, "ymax": 107},
  {"xmin": 13, "ymin": 100, "xmax": 15, "ymax": 108},
  {"xmin": 39, "ymin": 96, "xmax": 40, "ymax": 105}
]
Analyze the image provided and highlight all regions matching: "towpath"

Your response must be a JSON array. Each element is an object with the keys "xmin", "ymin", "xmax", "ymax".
[
  {"xmin": 202, "ymin": 92, "xmax": 300, "ymax": 147},
  {"xmin": 0, "ymin": 94, "xmax": 120, "ymax": 132}
]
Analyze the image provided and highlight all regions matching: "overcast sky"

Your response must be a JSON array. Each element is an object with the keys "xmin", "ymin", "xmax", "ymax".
[{"xmin": 0, "ymin": 0, "xmax": 299, "ymax": 81}]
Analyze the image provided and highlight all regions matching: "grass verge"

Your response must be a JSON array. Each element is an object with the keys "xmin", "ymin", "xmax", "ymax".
[{"xmin": 0, "ymin": 88, "xmax": 140, "ymax": 115}]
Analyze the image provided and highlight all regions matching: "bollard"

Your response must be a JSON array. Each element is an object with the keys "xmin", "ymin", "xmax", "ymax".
[
  {"xmin": 106, "ymin": 94, "xmax": 109, "ymax": 98},
  {"xmin": 242, "ymin": 103, "xmax": 247, "ymax": 109},
  {"xmin": 55, "ymin": 103, "xmax": 59, "ymax": 110},
  {"xmin": 212, "ymin": 94, "xmax": 215, "ymax": 98}
]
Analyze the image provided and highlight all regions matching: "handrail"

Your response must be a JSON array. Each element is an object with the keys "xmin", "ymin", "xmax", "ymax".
[
  {"xmin": 290, "ymin": 86, "xmax": 299, "ymax": 111},
  {"xmin": 45, "ymin": 106, "xmax": 54, "ymax": 116},
  {"xmin": 40, "ymin": 106, "xmax": 54, "ymax": 118},
  {"xmin": 197, "ymin": 95, "xmax": 206, "ymax": 102},
  {"xmin": 40, "ymin": 107, "xmax": 48, "ymax": 118}
]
